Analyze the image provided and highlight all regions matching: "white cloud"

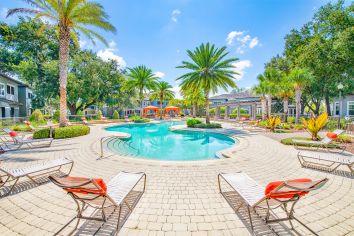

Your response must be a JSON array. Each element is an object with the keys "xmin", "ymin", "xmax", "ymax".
[
  {"xmin": 226, "ymin": 31, "xmax": 260, "ymax": 54},
  {"xmin": 79, "ymin": 40, "xmax": 87, "ymax": 48},
  {"xmin": 249, "ymin": 37, "xmax": 259, "ymax": 48},
  {"xmin": 154, "ymin": 72, "xmax": 165, "ymax": 78},
  {"xmin": 97, "ymin": 40, "xmax": 126, "ymax": 68},
  {"xmin": 1, "ymin": 8, "xmax": 8, "ymax": 19},
  {"xmin": 172, "ymin": 84, "xmax": 182, "ymax": 99},
  {"xmin": 232, "ymin": 60, "xmax": 252, "ymax": 80},
  {"xmin": 171, "ymin": 9, "xmax": 181, "ymax": 22},
  {"xmin": 226, "ymin": 31, "xmax": 243, "ymax": 45}
]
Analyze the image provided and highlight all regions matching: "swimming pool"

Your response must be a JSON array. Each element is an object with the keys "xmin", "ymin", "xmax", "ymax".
[{"xmin": 105, "ymin": 121, "xmax": 236, "ymax": 161}]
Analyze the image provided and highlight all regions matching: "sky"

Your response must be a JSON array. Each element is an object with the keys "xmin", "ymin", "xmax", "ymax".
[{"xmin": 0, "ymin": 0, "xmax": 346, "ymax": 98}]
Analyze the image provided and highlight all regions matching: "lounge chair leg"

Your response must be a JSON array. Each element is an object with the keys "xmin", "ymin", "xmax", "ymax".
[
  {"xmin": 217, "ymin": 174, "xmax": 222, "ymax": 193},
  {"xmin": 247, "ymin": 206, "xmax": 253, "ymax": 230},
  {"xmin": 1, "ymin": 177, "xmax": 19, "ymax": 197},
  {"xmin": 293, "ymin": 217, "xmax": 319, "ymax": 236},
  {"xmin": 116, "ymin": 205, "xmax": 122, "ymax": 233}
]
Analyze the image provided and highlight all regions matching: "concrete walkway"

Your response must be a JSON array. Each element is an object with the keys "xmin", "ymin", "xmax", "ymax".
[{"xmin": 0, "ymin": 124, "xmax": 353, "ymax": 236}]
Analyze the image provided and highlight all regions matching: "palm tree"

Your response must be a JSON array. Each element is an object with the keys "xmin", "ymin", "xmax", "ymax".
[
  {"xmin": 263, "ymin": 68, "xmax": 281, "ymax": 117},
  {"xmin": 150, "ymin": 81, "xmax": 175, "ymax": 119},
  {"xmin": 276, "ymin": 78, "xmax": 294, "ymax": 121},
  {"xmin": 177, "ymin": 43, "xmax": 238, "ymax": 124},
  {"xmin": 8, "ymin": 0, "xmax": 116, "ymax": 126},
  {"xmin": 288, "ymin": 68, "xmax": 312, "ymax": 123},
  {"xmin": 126, "ymin": 65, "xmax": 159, "ymax": 116},
  {"xmin": 252, "ymin": 79, "xmax": 268, "ymax": 120}
]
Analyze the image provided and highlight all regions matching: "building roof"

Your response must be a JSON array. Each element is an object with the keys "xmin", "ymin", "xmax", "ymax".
[
  {"xmin": 0, "ymin": 73, "xmax": 29, "ymax": 87},
  {"xmin": 210, "ymin": 90, "xmax": 259, "ymax": 100}
]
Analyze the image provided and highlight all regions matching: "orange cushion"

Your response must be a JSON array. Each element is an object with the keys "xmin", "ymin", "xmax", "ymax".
[
  {"xmin": 9, "ymin": 131, "xmax": 17, "ymax": 137},
  {"xmin": 265, "ymin": 178, "xmax": 311, "ymax": 199},
  {"xmin": 326, "ymin": 132, "xmax": 337, "ymax": 139},
  {"xmin": 63, "ymin": 176, "xmax": 107, "ymax": 196}
]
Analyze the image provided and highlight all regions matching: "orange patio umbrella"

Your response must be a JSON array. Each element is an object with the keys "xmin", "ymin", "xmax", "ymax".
[
  {"xmin": 164, "ymin": 106, "xmax": 181, "ymax": 114},
  {"xmin": 143, "ymin": 106, "xmax": 159, "ymax": 117}
]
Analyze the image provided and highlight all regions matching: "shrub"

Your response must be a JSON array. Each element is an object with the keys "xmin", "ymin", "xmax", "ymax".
[
  {"xmin": 193, "ymin": 123, "xmax": 222, "ymax": 129},
  {"xmin": 302, "ymin": 112, "xmax": 328, "ymax": 140},
  {"xmin": 112, "ymin": 110, "xmax": 119, "ymax": 119},
  {"xmin": 129, "ymin": 116, "xmax": 149, "ymax": 123},
  {"xmin": 293, "ymin": 124, "xmax": 304, "ymax": 130},
  {"xmin": 287, "ymin": 117, "xmax": 295, "ymax": 124},
  {"xmin": 186, "ymin": 118, "xmax": 202, "ymax": 127},
  {"xmin": 54, "ymin": 125, "xmax": 90, "ymax": 139},
  {"xmin": 53, "ymin": 110, "xmax": 60, "ymax": 123},
  {"xmin": 280, "ymin": 137, "xmax": 338, "ymax": 148},
  {"xmin": 12, "ymin": 125, "xmax": 32, "ymax": 132},
  {"xmin": 256, "ymin": 114, "xmax": 262, "ymax": 118},
  {"xmin": 29, "ymin": 109, "xmax": 45, "ymax": 123},
  {"xmin": 76, "ymin": 110, "xmax": 84, "ymax": 120},
  {"xmin": 325, "ymin": 119, "xmax": 348, "ymax": 131},
  {"xmin": 96, "ymin": 110, "xmax": 103, "ymax": 120},
  {"xmin": 229, "ymin": 114, "xmax": 237, "ymax": 119},
  {"xmin": 209, "ymin": 108, "xmax": 216, "ymax": 115},
  {"xmin": 240, "ymin": 114, "xmax": 250, "ymax": 118},
  {"xmin": 278, "ymin": 123, "xmax": 291, "ymax": 130},
  {"xmin": 266, "ymin": 116, "xmax": 281, "ymax": 132},
  {"xmin": 336, "ymin": 135, "xmax": 352, "ymax": 143},
  {"xmin": 259, "ymin": 120, "xmax": 268, "ymax": 127},
  {"xmin": 33, "ymin": 128, "xmax": 51, "ymax": 139}
]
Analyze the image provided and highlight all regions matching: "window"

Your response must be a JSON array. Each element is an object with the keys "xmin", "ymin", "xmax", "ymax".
[
  {"xmin": 334, "ymin": 102, "xmax": 340, "ymax": 116},
  {"xmin": 6, "ymin": 85, "xmax": 14, "ymax": 95},
  {"xmin": 348, "ymin": 101, "xmax": 354, "ymax": 116},
  {"xmin": 0, "ymin": 83, "xmax": 4, "ymax": 96},
  {"xmin": 27, "ymin": 92, "xmax": 33, "ymax": 99}
]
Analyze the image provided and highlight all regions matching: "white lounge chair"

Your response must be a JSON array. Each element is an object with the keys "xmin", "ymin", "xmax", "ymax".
[
  {"xmin": 218, "ymin": 172, "xmax": 328, "ymax": 235},
  {"xmin": 49, "ymin": 171, "xmax": 146, "ymax": 235},
  {"xmin": 0, "ymin": 158, "xmax": 73, "ymax": 197},
  {"xmin": 2, "ymin": 128, "xmax": 53, "ymax": 150},
  {"xmin": 293, "ymin": 129, "xmax": 345, "ymax": 152},
  {"xmin": 298, "ymin": 150, "xmax": 354, "ymax": 174}
]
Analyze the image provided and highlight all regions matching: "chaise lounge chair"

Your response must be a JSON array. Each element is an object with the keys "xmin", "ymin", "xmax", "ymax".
[
  {"xmin": 298, "ymin": 150, "xmax": 354, "ymax": 174},
  {"xmin": 218, "ymin": 172, "xmax": 328, "ymax": 235},
  {"xmin": 49, "ymin": 171, "xmax": 146, "ymax": 235},
  {"xmin": 0, "ymin": 158, "xmax": 73, "ymax": 197},
  {"xmin": 2, "ymin": 128, "xmax": 53, "ymax": 150},
  {"xmin": 293, "ymin": 129, "xmax": 345, "ymax": 152}
]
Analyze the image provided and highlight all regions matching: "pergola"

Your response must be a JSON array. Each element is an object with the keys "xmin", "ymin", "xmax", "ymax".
[
  {"xmin": 143, "ymin": 106, "xmax": 159, "ymax": 117},
  {"xmin": 210, "ymin": 99, "xmax": 261, "ymax": 120},
  {"xmin": 164, "ymin": 106, "xmax": 180, "ymax": 117}
]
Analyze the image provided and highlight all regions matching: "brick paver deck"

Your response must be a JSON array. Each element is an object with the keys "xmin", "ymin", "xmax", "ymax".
[{"xmin": 0, "ymin": 124, "xmax": 353, "ymax": 236}]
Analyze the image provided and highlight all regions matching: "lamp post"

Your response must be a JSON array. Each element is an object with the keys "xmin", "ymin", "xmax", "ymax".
[{"xmin": 337, "ymin": 83, "xmax": 344, "ymax": 129}]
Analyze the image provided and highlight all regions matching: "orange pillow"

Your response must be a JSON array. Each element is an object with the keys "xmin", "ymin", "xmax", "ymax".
[
  {"xmin": 265, "ymin": 178, "xmax": 311, "ymax": 199},
  {"xmin": 9, "ymin": 131, "xmax": 17, "ymax": 137},
  {"xmin": 63, "ymin": 177, "xmax": 107, "ymax": 196},
  {"xmin": 326, "ymin": 132, "xmax": 337, "ymax": 139}
]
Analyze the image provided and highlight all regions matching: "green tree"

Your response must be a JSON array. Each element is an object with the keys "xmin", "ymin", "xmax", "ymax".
[
  {"xmin": 150, "ymin": 81, "xmax": 175, "ymax": 119},
  {"xmin": 177, "ymin": 43, "xmax": 238, "ymax": 123},
  {"xmin": 252, "ymin": 79, "xmax": 268, "ymax": 120},
  {"xmin": 181, "ymin": 87, "xmax": 204, "ymax": 118},
  {"xmin": 126, "ymin": 65, "xmax": 159, "ymax": 116},
  {"xmin": 8, "ymin": 0, "xmax": 116, "ymax": 126}
]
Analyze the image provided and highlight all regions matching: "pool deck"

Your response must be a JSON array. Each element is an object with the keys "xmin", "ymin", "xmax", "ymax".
[{"xmin": 0, "ymin": 123, "xmax": 353, "ymax": 235}]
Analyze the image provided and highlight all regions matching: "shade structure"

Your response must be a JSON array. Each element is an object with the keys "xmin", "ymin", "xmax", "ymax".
[
  {"xmin": 164, "ymin": 106, "xmax": 180, "ymax": 114},
  {"xmin": 143, "ymin": 106, "xmax": 159, "ymax": 116}
]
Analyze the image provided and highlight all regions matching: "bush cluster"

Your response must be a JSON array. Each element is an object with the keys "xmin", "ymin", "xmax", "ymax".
[
  {"xmin": 112, "ymin": 110, "xmax": 119, "ymax": 119},
  {"xmin": 129, "ymin": 116, "xmax": 149, "ymax": 123},
  {"xmin": 29, "ymin": 109, "xmax": 45, "ymax": 124},
  {"xmin": 52, "ymin": 110, "xmax": 60, "ymax": 122},
  {"xmin": 12, "ymin": 125, "xmax": 32, "ymax": 132},
  {"xmin": 33, "ymin": 125, "xmax": 90, "ymax": 139},
  {"xmin": 186, "ymin": 118, "xmax": 202, "ymax": 127},
  {"xmin": 96, "ymin": 110, "xmax": 103, "ymax": 120},
  {"xmin": 193, "ymin": 123, "xmax": 222, "ymax": 129}
]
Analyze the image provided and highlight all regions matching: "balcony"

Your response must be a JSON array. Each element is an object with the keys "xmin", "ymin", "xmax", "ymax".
[{"xmin": 5, "ymin": 94, "xmax": 18, "ymax": 102}]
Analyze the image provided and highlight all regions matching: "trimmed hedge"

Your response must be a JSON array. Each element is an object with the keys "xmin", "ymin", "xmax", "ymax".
[
  {"xmin": 186, "ymin": 119, "xmax": 202, "ymax": 127},
  {"xmin": 280, "ymin": 137, "xmax": 338, "ymax": 148},
  {"xmin": 129, "ymin": 116, "xmax": 149, "ymax": 123},
  {"xmin": 12, "ymin": 125, "xmax": 32, "ymax": 132},
  {"xmin": 33, "ymin": 125, "xmax": 90, "ymax": 139},
  {"xmin": 193, "ymin": 123, "xmax": 222, "ymax": 129}
]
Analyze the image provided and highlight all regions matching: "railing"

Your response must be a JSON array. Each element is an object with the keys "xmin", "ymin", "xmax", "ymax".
[{"xmin": 5, "ymin": 94, "xmax": 17, "ymax": 102}]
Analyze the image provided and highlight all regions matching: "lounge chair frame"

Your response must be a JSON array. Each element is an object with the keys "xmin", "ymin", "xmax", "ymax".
[
  {"xmin": 49, "ymin": 171, "xmax": 146, "ymax": 235},
  {"xmin": 1, "ymin": 128, "xmax": 53, "ymax": 150},
  {"xmin": 0, "ymin": 158, "xmax": 73, "ymax": 197},
  {"xmin": 298, "ymin": 151, "xmax": 354, "ymax": 174},
  {"xmin": 218, "ymin": 172, "xmax": 328, "ymax": 236}
]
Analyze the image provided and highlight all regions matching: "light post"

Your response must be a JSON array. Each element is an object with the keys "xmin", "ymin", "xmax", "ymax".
[{"xmin": 337, "ymin": 83, "xmax": 344, "ymax": 129}]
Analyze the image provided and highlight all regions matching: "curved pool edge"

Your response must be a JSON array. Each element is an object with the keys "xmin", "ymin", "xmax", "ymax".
[{"xmin": 168, "ymin": 124, "xmax": 242, "ymax": 159}]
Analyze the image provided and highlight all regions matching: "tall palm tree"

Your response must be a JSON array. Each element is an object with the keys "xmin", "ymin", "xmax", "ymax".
[
  {"xmin": 181, "ymin": 87, "xmax": 204, "ymax": 118},
  {"xmin": 276, "ymin": 78, "xmax": 294, "ymax": 121},
  {"xmin": 177, "ymin": 43, "xmax": 238, "ymax": 124},
  {"xmin": 262, "ymin": 68, "xmax": 281, "ymax": 117},
  {"xmin": 288, "ymin": 68, "xmax": 312, "ymax": 123},
  {"xmin": 252, "ymin": 79, "xmax": 268, "ymax": 120},
  {"xmin": 150, "ymin": 81, "xmax": 175, "ymax": 119},
  {"xmin": 126, "ymin": 65, "xmax": 159, "ymax": 116},
  {"xmin": 7, "ymin": 0, "xmax": 116, "ymax": 126}
]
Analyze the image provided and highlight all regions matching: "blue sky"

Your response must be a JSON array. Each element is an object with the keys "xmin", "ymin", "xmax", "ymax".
[{"xmin": 0, "ymin": 0, "xmax": 345, "ymax": 97}]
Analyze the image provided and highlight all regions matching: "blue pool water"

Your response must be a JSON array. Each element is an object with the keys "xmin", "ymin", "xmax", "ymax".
[{"xmin": 105, "ymin": 122, "xmax": 236, "ymax": 161}]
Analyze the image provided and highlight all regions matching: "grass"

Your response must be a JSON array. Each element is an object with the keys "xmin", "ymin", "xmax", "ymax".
[{"xmin": 280, "ymin": 137, "xmax": 339, "ymax": 148}]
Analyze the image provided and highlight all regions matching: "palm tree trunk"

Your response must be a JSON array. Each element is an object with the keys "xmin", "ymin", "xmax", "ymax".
[
  {"xmin": 295, "ymin": 87, "xmax": 302, "ymax": 123},
  {"xmin": 266, "ymin": 94, "xmax": 272, "ymax": 118},
  {"xmin": 261, "ymin": 97, "xmax": 267, "ymax": 120},
  {"xmin": 325, "ymin": 95, "xmax": 331, "ymax": 116},
  {"xmin": 192, "ymin": 102, "xmax": 197, "ymax": 118},
  {"xmin": 139, "ymin": 89, "xmax": 144, "ymax": 117},
  {"xmin": 205, "ymin": 91, "xmax": 210, "ymax": 124},
  {"xmin": 283, "ymin": 96, "xmax": 289, "ymax": 121},
  {"xmin": 159, "ymin": 97, "xmax": 163, "ymax": 120},
  {"xmin": 58, "ymin": 25, "xmax": 70, "ymax": 127}
]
